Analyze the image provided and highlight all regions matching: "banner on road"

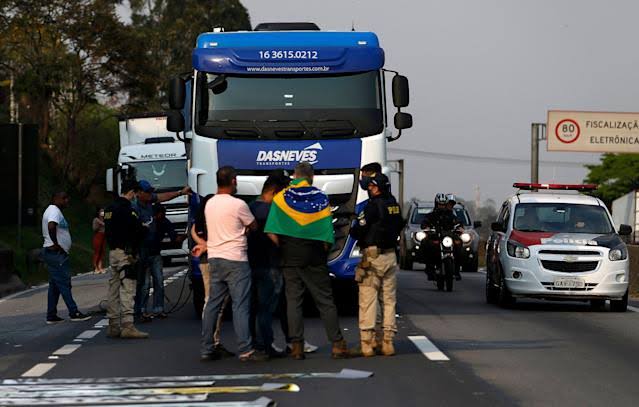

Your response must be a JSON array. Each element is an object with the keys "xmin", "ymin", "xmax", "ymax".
[{"xmin": 547, "ymin": 110, "xmax": 639, "ymax": 153}]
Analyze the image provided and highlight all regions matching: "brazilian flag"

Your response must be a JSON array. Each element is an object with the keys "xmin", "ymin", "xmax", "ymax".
[{"xmin": 264, "ymin": 178, "xmax": 334, "ymax": 244}]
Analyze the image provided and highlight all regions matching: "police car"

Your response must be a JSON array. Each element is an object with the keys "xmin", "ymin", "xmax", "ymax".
[{"xmin": 486, "ymin": 183, "xmax": 632, "ymax": 311}]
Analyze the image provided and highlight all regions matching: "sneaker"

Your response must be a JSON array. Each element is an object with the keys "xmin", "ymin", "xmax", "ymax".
[
  {"xmin": 239, "ymin": 350, "xmax": 269, "ymax": 362},
  {"xmin": 46, "ymin": 316, "xmax": 64, "ymax": 325},
  {"xmin": 214, "ymin": 343, "xmax": 235, "ymax": 358},
  {"xmin": 200, "ymin": 351, "xmax": 222, "ymax": 362},
  {"xmin": 271, "ymin": 343, "xmax": 285, "ymax": 354},
  {"xmin": 267, "ymin": 346, "xmax": 287, "ymax": 359},
  {"xmin": 69, "ymin": 312, "xmax": 91, "ymax": 322}
]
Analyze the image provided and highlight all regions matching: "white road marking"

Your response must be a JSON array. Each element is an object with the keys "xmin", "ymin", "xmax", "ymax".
[
  {"xmin": 52, "ymin": 344, "xmax": 81, "ymax": 356},
  {"xmin": 408, "ymin": 335, "xmax": 450, "ymax": 361},
  {"xmin": 21, "ymin": 363, "xmax": 56, "ymax": 377},
  {"xmin": 94, "ymin": 319, "xmax": 108, "ymax": 328},
  {"xmin": 76, "ymin": 330, "xmax": 100, "ymax": 339},
  {"xmin": 73, "ymin": 339, "xmax": 84, "ymax": 343},
  {"xmin": 47, "ymin": 356, "xmax": 59, "ymax": 360},
  {"xmin": 627, "ymin": 306, "xmax": 639, "ymax": 313}
]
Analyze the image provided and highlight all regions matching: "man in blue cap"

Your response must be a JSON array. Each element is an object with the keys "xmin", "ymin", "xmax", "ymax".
[{"xmin": 134, "ymin": 180, "xmax": 191, "ymax": 322}]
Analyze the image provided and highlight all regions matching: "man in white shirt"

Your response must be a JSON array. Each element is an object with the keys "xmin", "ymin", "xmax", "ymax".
[
  {"xmin": 194, "ymin": 166, "xmax": 267, "ymax": 362},
  {"xmin": 41, "ymin": 191, "xmax": 90, "ymax": 324}
]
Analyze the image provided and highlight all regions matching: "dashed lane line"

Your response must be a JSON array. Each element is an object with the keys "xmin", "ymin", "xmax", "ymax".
[
  {"xmin": 76, "ymin": 330, "xmax": 100, "ymax": 339},
  {"xmin": 20, "ymin": 364, "xmax": 56, "ymax": 378},
  {"xmin": 52, "ymin": 344, "xmax": 81, "ymax": 356},
  {"xmin": 408, "ymin": 335, "xmax": 450, "ymax": 361}
]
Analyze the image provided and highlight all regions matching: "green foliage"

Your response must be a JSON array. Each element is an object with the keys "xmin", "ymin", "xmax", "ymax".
[{"xmin": 585, "ymin": 154, "xmax": 639, "ymax": 204}]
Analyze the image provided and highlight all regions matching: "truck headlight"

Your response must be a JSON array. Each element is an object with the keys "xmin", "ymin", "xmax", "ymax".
[
  {"xmin": 442, "ymin": 236, "xmax": 453, "ymax": 248},
  {"xmin": 460, "ymin": 233, "xmax": 471, "ymax": 244},
  {"xmin": 415, "ymin": 231, "xmax": 426, "ymax": 242},
  {"xmin": 609, "ymin": 247, "xmax": 627, "ymax": 261},
  {"xmin": 507, "ymin": 240, "xmax": 530, "ymax": 259}
]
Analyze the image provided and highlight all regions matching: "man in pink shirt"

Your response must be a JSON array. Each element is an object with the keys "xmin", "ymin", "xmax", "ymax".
[{"xmin": 195, "ymin": 166, "xmax": 267, "ymax": 362}]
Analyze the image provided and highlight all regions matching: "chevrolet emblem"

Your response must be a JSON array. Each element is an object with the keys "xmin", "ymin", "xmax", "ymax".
[{"xmin": 563, "ymin": 255, "xmax": 578, "ymax": 263}]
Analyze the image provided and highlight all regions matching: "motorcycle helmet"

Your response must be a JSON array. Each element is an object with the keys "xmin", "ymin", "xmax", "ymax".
[
  {"xmin": 446, "ymin": 193, "xmax": 457, "ymax": 205},
  {"xmin": 434, "ymin": 193, "xmax": 447, "ymax": 206}
]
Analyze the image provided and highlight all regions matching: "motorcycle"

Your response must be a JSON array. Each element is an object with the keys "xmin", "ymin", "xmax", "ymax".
[{"xmin": 416, "ymin": 224, "xmax": 470, "ymax": 292}]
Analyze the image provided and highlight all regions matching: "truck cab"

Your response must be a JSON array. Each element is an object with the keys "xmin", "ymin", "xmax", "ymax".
[{"xmin": 167, "ymin": 23, "xmax": 412, "ymax": 282}]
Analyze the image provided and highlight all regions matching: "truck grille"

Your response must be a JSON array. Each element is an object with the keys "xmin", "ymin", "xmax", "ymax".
[{"xmin": 541, "ymin": 260, "xmax": 599, "ymax": 273}]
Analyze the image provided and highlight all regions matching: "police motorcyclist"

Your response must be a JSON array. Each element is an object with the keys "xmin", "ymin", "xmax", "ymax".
[
  {"xmin": 420, "ymin": 193, "xmax": 463, "ymax": 281},
  {"xmin": 104, "ymin": 180, "xmax": 149, "ymax": 339},
  {"xmin": 350, "ymin": 172, "xmax": 404, "ymax": 357}
]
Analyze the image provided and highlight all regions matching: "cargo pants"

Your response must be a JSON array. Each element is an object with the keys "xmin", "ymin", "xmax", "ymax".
[
  {"xmin": 358, "ymin": 249, "xmax": 398, "ymax": 335},
  {"xmin": 107, "ymin": 249, "xmax": 137, "ymax": 325}
]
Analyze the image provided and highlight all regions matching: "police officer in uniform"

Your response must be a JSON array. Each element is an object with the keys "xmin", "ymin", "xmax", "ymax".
[
  {"xmin": 104, "ymin": 180, "xmax": 149, "ymax": 339},
  {"xmin": 350, "ymin": 173, "xmax": 404, "ymax": 357}
]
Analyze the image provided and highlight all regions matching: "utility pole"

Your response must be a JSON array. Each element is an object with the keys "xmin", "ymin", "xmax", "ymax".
[
  {"xmin": 531, "ymin": 123, "xmax": 547, "ymax": 183},
  {"xmin": 387, "ymin": 159, "xmax": 404, "ymax": 208},
  {"xmin": 17, "ymin": 123, "xmax": 23, "ymax": 248},
  {"xmin": 10, "ymin": 73, "xmax": 16, "ymax": 123}
]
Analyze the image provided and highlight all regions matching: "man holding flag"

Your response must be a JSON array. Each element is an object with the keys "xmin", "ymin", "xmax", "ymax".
[{"xmin": 265, "ymin": 162, "xmax": 350, "ymax": 360}]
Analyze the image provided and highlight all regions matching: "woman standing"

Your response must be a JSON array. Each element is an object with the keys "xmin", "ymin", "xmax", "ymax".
[{"xmin": 92, "ymin": 208, "xmax": 106, "ymax": 273}]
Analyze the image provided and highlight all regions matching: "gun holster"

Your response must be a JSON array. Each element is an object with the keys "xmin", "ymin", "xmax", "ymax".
[{"xmin": 355, "ymin": 251, "xmax": 371, "ymax": 284}]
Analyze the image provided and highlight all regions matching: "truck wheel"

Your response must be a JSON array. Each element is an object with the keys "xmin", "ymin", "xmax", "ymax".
[{"xmin": 610, "ymin": 291, "xmax": 628, "ymax": 312}]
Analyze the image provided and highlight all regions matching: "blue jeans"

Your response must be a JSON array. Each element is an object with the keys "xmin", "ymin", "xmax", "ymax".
[
  {"xmin": 41, "ymin": 248, "xmax": 78, "ymax": 318},
  {"xmin": 140, "ymin": 255, "xmax": 164, "ymax": 314},
  {"xmin": 201, "ymin": 258, "xmax": 253, "ymax": 357},
  {"xmin": 252, "ymin": 266, "xmax": 282, "ymax": 351}
]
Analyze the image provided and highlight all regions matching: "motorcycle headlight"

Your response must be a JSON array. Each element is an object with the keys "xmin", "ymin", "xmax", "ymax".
[
  {"xmin": 442, "ymin": 236, "xmax": 454, "ymax": 248},
  {"xmin": 461, "ymin": 233, "xmax": 471, "ymax": 244},
  {"xmin": 415, "ymin": 231, "xmax": 426, "ymax": 242},
  {"xmin": 507, "ymin": 240, "xmax": 530, "ymax": 259},
  {"xmin": 609, "ymin": 247, "xmax": 627, "ymax": 261}
]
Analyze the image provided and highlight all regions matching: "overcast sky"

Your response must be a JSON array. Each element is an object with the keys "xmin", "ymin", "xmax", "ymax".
[{"xmin": 120, "ymin": 0, "xmax": 639, "ymax": 205}]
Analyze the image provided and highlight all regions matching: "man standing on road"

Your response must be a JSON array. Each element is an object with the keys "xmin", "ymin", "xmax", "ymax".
[
  {"xmin": 350, "ymin": 173, "xmax": 404, "ymax": 357},
  {"xmin": 41, "ymin": 191, "xmax": 91, "ymax": 324},
  {"xmin": 134, "ymin": 180, "xmax": 190, "ymax": 322},
  {"xmin": 104, "ymin": 180, "xmax": 149, "ymax": 339},
  {"xmin": 195, "ymin": 166, "xmax": 266, "ymax": 362},
  {"xmin": 248, "ymin": 171, "xmax": 289, "ymax": 358},
  {"xmin": 265, "ymin": 162, "xmax": 351, "ymax": 360}
]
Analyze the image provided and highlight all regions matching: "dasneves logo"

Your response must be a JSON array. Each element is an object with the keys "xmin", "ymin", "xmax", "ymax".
[{"xmin": 256, "ymin": 143, "xmax": 323, "ymax": 165}]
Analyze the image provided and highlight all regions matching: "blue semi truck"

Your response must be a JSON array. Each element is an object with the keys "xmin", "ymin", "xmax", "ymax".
[{"xmin": 166, "ymin": 22, "xmax": 412, "ymax": 314}]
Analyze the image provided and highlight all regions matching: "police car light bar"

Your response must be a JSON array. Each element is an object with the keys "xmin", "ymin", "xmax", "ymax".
[{"xmin": 513, "ymin": 183, "xmax": 598, "ymax": 191}]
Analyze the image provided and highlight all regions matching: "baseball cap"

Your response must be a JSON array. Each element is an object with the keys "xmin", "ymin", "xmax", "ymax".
[
  {"xmin": 370, "ymin": 173, "xmax": 391, "ymax": 191},
  {"xmin": 138, "ymin": 180, "xmax": 155, "ymax": 193}
]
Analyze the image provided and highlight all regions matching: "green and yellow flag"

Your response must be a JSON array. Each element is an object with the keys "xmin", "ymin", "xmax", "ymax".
[{"xmin": 264, "ymin": 179, "xmax": 334, "ymax": 244}]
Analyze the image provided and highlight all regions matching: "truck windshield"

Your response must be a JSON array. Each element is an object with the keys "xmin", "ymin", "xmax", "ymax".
[
  {"xmin": 130, "ymin": 160, "xmax": 187, "ymax": 192},
  {"xmin": 513, "ymin": 203, "xmax": 615, "ymax": 234},
  {"xmin": 195, "ymin": 71, "xmax": 383, "ymax": 139}
]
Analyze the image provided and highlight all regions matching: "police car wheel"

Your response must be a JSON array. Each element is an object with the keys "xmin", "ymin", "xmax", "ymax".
[
  {"xmin": 496, "ymin": 269, "xmax": 515, "ymax": 308},
  {"xmin": 485, "ymin": 274, "xmax": 498, "ymax": 304},
  {"xmin": 610, "ymin": 291, "xmax": 628, "ymax": 313}
]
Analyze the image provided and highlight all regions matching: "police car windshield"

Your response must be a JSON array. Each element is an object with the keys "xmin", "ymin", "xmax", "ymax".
[
  {"xmin": 195, "ymin": 72, "xmax": 383, "ymax": 139},
  {"xmin": 129, "ymin": 160, "xmax": 187, "ymax": 192},
  {"xmin": 513, "ymin": 203, "xmax": 614, "ymax": 234},
  {"xmin": 411, "ymin": 207, "xmax": 433, "ymax": 224}
]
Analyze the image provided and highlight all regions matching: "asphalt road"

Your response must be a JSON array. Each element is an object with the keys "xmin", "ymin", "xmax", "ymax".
[{"xmin": 1, "ymin": 265, "xmax": 638, "ymax": 406}]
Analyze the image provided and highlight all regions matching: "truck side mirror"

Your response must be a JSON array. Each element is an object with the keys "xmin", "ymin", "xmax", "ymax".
[
  {"xmin": 491, "ymin": 222, "xmax": 504, "ymax": 232},
  {"xmin": 169, "ymin": 76, "xmax": 186, "ymax": 110},
  {"xmin": 394, "ymin": 112, "xmax": 413, "ymax": 130},
  {"xmin": 167, "ymin": 110, "xmax": 185, "ymax": 133},
  {"xmin": 105, "ymin": 168, "xmax": 114, "ymax": 192},
  {"xmin": 619, "ymin": 224, "xmax": 632, "ymax": 236},
  {"xmin": 474, "ymin": 221, "xmax": 483, "ymax": 228},
  {"xmin": 392, "ymin": 75, "xmax": 410, "ymax": 108}
]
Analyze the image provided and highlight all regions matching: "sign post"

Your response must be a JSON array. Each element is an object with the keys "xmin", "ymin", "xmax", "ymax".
[{"xmin": 548, "ymin": 111, "xmax": 639, "ymax": 153}]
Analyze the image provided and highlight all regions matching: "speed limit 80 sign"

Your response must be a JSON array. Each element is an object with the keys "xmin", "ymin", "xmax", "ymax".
[{"xmin": 547, "ymin": 110, "xmax": 639, "ymax": 153}]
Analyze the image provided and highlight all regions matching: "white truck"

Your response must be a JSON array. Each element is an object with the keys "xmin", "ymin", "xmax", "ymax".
[
  {"xmin": 612, "ymin": 190, "xmax": 639, "ymax": 243},
  {"xmin": 106, "ymin": 113, "xmax": 189, "ymax": 262}
]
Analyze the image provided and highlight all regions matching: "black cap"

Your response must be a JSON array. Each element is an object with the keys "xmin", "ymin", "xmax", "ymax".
[
  {"xmin": 370, "ymin": 173, "xmax": 391, "ymax": 191},
  {"xmin": 121, "ymin": 179, "xmax": 140, "ymax": 194}
]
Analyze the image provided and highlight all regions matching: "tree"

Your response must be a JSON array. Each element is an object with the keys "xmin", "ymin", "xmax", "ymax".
[
  {"xmin": 122, "ymin": 0, "xmax": 251, "ymax": 111},
  {"xmin": 584, "ymin": 154, "xmax": 639, "ymax": 204}
]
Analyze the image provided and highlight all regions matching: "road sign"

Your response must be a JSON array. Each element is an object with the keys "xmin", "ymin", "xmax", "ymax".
[{"xmin": 547, "ymin": 111, "xmax": 639, "ymax": 153}]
